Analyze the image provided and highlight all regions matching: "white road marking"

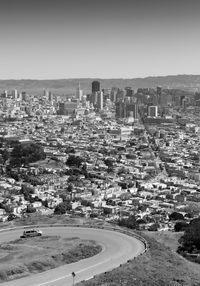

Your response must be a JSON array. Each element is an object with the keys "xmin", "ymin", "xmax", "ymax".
[{"xmin": 35, "ymin": 258, "xmax": 111, "ymax": 286}]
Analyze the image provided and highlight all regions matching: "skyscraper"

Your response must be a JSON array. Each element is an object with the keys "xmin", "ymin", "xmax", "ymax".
[
  {"xmin": 76, "ymin": 82, "xmax": 83, "ymax": 101},
  {"xmin": 148, "ymin": 105, "xmax": 158, "ymax": 117},
  {"xmin": 97, "ymin": 91, "xmax": 103, "ymax": 110},
  {"xmin": 11, "ymin": 89, "xmax": 18, "ymax": 99},
  {"xmin": 125, "ymin": 87, "xmax": 134, "ymax": 97},
  {"xmin": 116, "ymin": 100, "xmax": 138, "ymax": 119},
  {"xmin": 43, "ymin": 89, "xmax": 49, "ymax": 100},
  {"xmin": 92, "ymin": 81, "xmax": 100, "ymax": 93},
  {"xmin": 22, "ymin": 91, "xmax": 27, "ymax": 101},
  {"xmin": 48, "ymin": 91, "xmax": 53, "ymax": 102}
]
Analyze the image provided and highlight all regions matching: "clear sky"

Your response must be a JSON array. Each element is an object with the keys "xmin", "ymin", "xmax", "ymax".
[{"xmin": 0, "ymin": 0, "xmax": 199, "ymax": 79}]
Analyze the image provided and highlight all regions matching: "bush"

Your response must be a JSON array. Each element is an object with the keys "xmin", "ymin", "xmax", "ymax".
[
  {"xmin": 26, "ymin": 258, "xmax": 56, "ymax": 272},
  {"xmin": 6, "ymin": 265, "xmax": 28, "ymax": 276}
]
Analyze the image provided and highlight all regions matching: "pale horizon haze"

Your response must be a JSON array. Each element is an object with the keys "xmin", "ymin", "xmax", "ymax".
[{"xmin": 0, "ymin": 0, "xmax": 199, "ymax": 79}]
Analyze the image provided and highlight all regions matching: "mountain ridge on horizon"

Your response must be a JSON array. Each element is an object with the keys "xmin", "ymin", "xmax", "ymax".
[
  {"xmin": 1, "ymin": 73, "xmax": 200, "ymax": 80},
  {"xmin": 0, "ymin": 74, "xmax": 199, "ymax": 94}
]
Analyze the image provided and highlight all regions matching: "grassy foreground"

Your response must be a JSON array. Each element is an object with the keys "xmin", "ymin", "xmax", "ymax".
[
  {"xmin": 77, "ymin": 231, "xmax": 200, "ymax": 286},
  {"xmin": 2, "ymin": 215, "xmax": 200, "ymax": 285},
  {"xmin": 0, "ymin": 236, "xmax": 101, "ymax": 283}
]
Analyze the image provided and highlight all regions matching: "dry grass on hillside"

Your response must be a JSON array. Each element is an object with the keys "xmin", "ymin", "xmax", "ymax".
[{"xmin": 77, "ymin": 233, "xmax": 200, "ymax": 286}]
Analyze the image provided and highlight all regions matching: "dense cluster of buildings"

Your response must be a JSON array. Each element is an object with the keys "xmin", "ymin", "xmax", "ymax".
[{"xmin": 0, "ymin": 82, "xmax": 200, "ymax": 230}]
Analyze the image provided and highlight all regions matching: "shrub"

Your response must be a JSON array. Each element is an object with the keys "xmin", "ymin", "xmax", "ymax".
[{"xmin": 0, "ymin": 270, "xmax": 7, "ymax": 281}]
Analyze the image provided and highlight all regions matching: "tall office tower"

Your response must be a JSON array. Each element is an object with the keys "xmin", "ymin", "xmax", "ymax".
[
  {"xmin": 148, "ymin": 105, "xmax": 158, "ymax": 117},
  {"xmin": 157, "ymin": 86, "xmax": 162, "ymax": 96},
  {"xmin": 125, "ymin": 87, "xmax": 134, "ymax": 97},
  {"xmin": 92, "ymin": 81, "xmax": 100, "ymax": 93},
  {"xmin": 156, "ymin": 86, "xmax": 162, "ymax": 105},
  {"xmin": 43, "ymin": 89, "xmax": 49, "ymax": 100},
  {"xmin": 116, "ymin": 101, "xmax": 138, "ymax": 120},
  {"xmin": 116, "ymin": 89, "xmax": 125, "ymax": 102},
  {"xmin": 160, "ymin": 92, "xmax": 171, "ymax": 107},
  {"xmin": 180, "ymin": 95, "xmax": 185, "ymax": 106},
  {"xmin": 1, "ymin": 90, "xmax": 8, "ymax": 98},
  {"xmin": 11, "ymin": 89, "xmax": 18, "ymax": 99},
  {"xmin": 22, "ymin": 92, "xmax": 27, "ymax": 101},
  {"xmin": 90, "ymin": 92, "xmax": 98, "ymax": 106},
  {"xmin": 116, "ymin": 100, "xmax": 126, "ymax": 118},
  {"xmin": 97, "ymin": 91, "xmax": 103, "ymax": 110},
  {"xmin": 182, "ymin": 99, "xmax": 187, "ymax": 110},
  {"xmin": 128, "ymin": 103, "xmax": 138, "ymax": 119},
  {"xmin": 81, "ymin": 94, "xmax": 87, "ymax": 106},
  {"xmin": 48, "ymin": 91, "xmax": 53, "ymax": 102},
  {"xmin": 18, "ymin": 93, "xmax": 22, "ymax": 101},
  {"xmin": 102, "ymin": 88, "xmax": 111, "ymax": 102},
  {"xmin": 58, "ymin": 102, "xmax": 65, "ymax": 115},
  {"xmin": 76, "ymin": 82, "xmax": 83, "ymax": 101},
  {"xmin": 110, "ymin": 89, "xmax": 117, "ymax": 102},
  {"xmin": 86, "ymin": 94, "xmax": 91, "ymax": 102}
]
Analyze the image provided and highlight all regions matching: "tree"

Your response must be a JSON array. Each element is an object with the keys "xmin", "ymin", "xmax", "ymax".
[
  {"xmin": 81, "ymin": 163, "xmax": 88, "ymax": 177},
  {"xmin": 118, "ymin": 215, "xmax": 138, "ymax": 229},
  {"xmin": 148, "ymin": 223, "xmax": 160, "ymax": 231},
  {"xmin": 137, "ymin": 218, "xmax": 146, "ymax": 224},
  {"xmin": 185, "ymin": 212, "xmax": 194, "ymax": 219},
  {"xmin": 80, "ymin": 199, "xmax": 93, "ymax": 208},
  {"xmin": 65, "ymin": 146, "xmax": 75, "ymax": 154},
  {"xmin": 54, "ymin": 204, "xmax": 67, "ymax": 214},
  {"xmin": 178, "ymin": 217, "xmax": 200, "ymax": 254},
  {"xmin": 42, "ymin": 199, "xmax": 49, "ymax": 208},
  {"xmin": 20, "ymin": 184, "xmax": 34, "ymax": 201},
  {"xmin": 1, "ymin": 149, "xmax": 9, "ymax": 164},
  {"xmin": 66, "ymin": 155, "xmax": 84, "ymax": 168},
  {"xmin": 54, "ymin": 201, "xmax": 72, "ymax": 214},
  {"xmin": 90, "ymin": 213, "xmax": 98, "ymax": 218},
  {"xmin": 10, "ymin": 142, "xmax": 46, "ymax": 167},
  {"xmin": 174, "ymin": 221, "xmax": 189, "ymax": 232},
  {"xmin": 104, "ymin": 158, "xmax": 114, "ymax": 168},
  {"xmin": 169, "ymin": 212, "xmax": 184, "ymax": 221},
  {"xmin": 60, "ymin": 127, "xmax": 65, "ymax": 133}
]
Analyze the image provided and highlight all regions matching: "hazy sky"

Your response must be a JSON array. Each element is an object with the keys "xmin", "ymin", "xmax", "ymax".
[{"xmin": 0, "ymin": 0, "xmax": 199, "ymax": 79}]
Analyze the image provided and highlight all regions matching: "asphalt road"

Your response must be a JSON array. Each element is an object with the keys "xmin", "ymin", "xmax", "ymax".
[{"xmin": 0, "ymin": 227, "xmax": 145, "ymax": 286}]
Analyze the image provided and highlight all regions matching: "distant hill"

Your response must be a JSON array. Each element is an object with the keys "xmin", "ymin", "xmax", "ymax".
[{"xmin": 0, "ymin": 74, "xmax": 200, "ymax": 95}]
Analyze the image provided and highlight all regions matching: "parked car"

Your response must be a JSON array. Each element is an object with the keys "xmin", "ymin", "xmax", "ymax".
[{"xmin": 20, "ymin": 229, "xmax": 42, "ymax": 238}]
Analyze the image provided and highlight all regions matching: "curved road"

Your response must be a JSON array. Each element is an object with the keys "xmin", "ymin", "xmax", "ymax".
[{"xmin": 1, "ymin": 227, "xmax": 145, "ymax": 286}]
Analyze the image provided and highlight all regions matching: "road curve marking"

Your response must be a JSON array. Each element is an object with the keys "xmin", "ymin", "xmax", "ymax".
[{"xmin": 34, "ymin": 258, "xmax": 111, "ymax": 286}]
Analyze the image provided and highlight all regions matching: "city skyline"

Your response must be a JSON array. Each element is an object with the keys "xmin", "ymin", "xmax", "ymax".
[{"xmin": 0, "ymin": 0, "xmax": 199, "ymax": 79}]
